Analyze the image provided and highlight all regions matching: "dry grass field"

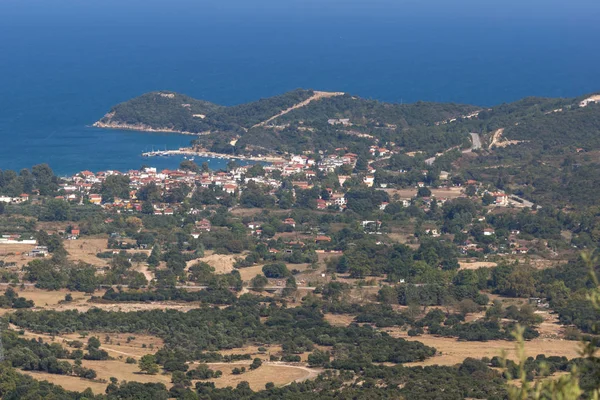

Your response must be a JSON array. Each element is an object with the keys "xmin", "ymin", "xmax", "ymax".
[
  {"xmin": 84, "ymin": 359, "xmax": 173, "ymax": 386},
  {"xmin": 64, "ymin": 238, "xmax": 110, "ymax": 266},
  {"xmin": 187, "ymin": 251, "xmax": 245, "ymax": 274},
  {"xmin": 22, "ymin": 370, "xmax": 109, "ymax": 393},
  {"xmin": 383, "ymin": 187, "xmax": 465, "ymax": 200},
  {"xmin": 205, "ymin": 362, "xmax": 316, "ymax": 390},
  {"xmin": 323, "ymin": 313, "xmax": 355, "ymax": 327},
  {"xmin": 18, "ymin": 329, "xmax": 164, "ymax": 359},
  {"xmin": 18, "ymin": 287, "xmax": 89, "ymax": 307},
  {"xmin": 24, "ymin": 359, "xmax": 173, "ymax": 394},
  {"xmin": 238, "ymin": 264, "xmax": 266, "ymax": 281},
  {"xmin": 65, "ymin": 237, "xmax": 150, "ymax": 267},
  {"xmin": 386, "ymin": 311, "xmax": 580, "ymax": 366},
  {"xmin": 0, "ymin": 243, "xmax": 37, "ymax": 267},
  {"xmin": 458, "ymin": 261, "xmax": 498, "ymax": 270},
  {"xmin": 392, "ymin": 331, "xmax": 582, "ymax": 367}
]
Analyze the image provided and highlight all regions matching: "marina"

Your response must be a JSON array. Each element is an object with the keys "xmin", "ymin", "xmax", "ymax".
[{"xmin": 141, "ymin": 148, "xmax": 283, "ymax": 163}]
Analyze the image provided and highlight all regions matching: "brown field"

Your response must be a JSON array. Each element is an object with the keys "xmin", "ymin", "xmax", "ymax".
[
  {"xmin": 187, "ymin": 251, "xmax": 245, "ymax": 274},
  {"xmin": 65, "ymin": 237, "xmax": 150, "ymax": 267},
  {"xmin": 64, "ymin": 238, "xmax": 110, "ymax": 266},
  {"xmin": 53, "ymin": 299, "xmax": 201, "ymax": 313},
  {"xmin": 18, "ymin": 287, "xmax": 90, "ymax": 307},
  {"xmin": 24, "ymin": 359, "xmax": 173, "ymax": 394},
  {"xmin": 205, "ymin": 362, "xmax": 316, "ymax": 390},
  {"xmin": 384, "ymin": 187, "xmax": 465, "ymax": 200},
  {"xmin": 458, "ymin": 261, "xmax": 498, "ymax": 270},
  {"xmin": 392, "ymin": 331, "xmax": 582, "ymax": 366},
  {"xmin": 0, "ymin": 243, "xmax": 37, "ymax": 267},
  {"xmin": 22, "ymin": 370, "xmax": 109, "ymax": 393},
  {"xmin": 84, "ymin": 359, "xmax": 172, "ymax": 386},
  {"xmin": 387, "ymin": 311, "xmax": 580, "ymax": 366},
  {"xmin": 324, "ymin": 313, "xmax": 355, "ymax": 327},
  {"xmin": 238, "ymin": 264, "xmax": 265, "ymax": 281},
  {"xmin": 218, "ymin": 344, "xmax": 283, "ymax": 359},
  {"xmin": 18, "ymin": 329, "xmax": 164, "ymax": 359}
]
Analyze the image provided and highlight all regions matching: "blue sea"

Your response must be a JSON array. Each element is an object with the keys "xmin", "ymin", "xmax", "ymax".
[{"xmin": 1, "ymin": 0, "xmax": 599, "ymax": 175}]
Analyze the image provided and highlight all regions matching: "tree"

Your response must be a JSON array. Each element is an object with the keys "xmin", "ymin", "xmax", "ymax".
[
  {"xmin": 249, "ymin": 358, "xmax": 262, "ymax": 370},
  {"xmin": 0, "ymin": 202, "xmax": 4, "ymax": 215},
  {"xmin": 142, "ymin": 201, "xmax": 154, "ymax": 215},
  {"xmin": 179, "ymin": 160, "xmax": 199, "ymax": 173},
  {"xmin": 482, "ymin": 192, "xmax": 495, "ymax": 206},
  {"xmin": 100, "ymin": 175, "xmax": 130, "ymax": 203},
  {"xmin": 42, "ymin": 199, "xmax": 70, "ymax": 221},
  {"xmin": 458, "ymin": 299, "xmax": 480, "ymax": 316},
  {"xmin": 139, "ymin": 354, "xmax": 159, "ymax": 374},
  {"xmin": 465, "ymin": 185, "xmax": 477, "ymax": 197},
  {"xmin": 148, "ymin": 245, "xmax": 161, "ymax": 268},
  {"xmin": 307, "ymin": 349, "xmax": 330, "ymax": 367},
  {"xmin": 417, "ymin": 187, "xmax": 432, "ymax": 197},
  {"xmin": 262, "ymin": 263, "xmax": 290, "ymax": 278},
  {"xmin": 250, "ymin": 274, "xmax": 268, "ymax": 291}
]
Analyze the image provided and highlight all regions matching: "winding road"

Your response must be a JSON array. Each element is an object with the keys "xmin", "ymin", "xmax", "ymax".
[{"xmin": 425, "ymin": 132, "xmax": 481, "ymax": 165}]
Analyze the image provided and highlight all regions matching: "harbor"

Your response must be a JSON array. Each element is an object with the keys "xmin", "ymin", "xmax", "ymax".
[{"xmin": 141, "ymin": 148, "xmax": 284, "ymax": 163}]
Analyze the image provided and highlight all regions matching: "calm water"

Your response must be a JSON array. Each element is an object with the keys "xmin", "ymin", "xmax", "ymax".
[{"xmin": 1, "ymin": 0, "xmax": 599, "ymax": 175}]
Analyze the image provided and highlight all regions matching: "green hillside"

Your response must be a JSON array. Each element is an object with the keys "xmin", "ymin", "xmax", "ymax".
[{"xmin": 96, "ymin": 89, "xmax": 600, "ymax": 156}]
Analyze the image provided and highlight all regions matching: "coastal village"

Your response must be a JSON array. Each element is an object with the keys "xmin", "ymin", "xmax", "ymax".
[{"xmin": 0, "ymin": 144, "xmax": 541, "ymax": 262}]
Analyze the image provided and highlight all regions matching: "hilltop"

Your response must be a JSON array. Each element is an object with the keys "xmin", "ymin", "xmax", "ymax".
[{"xmin": 96, "ymin": 89, "xmax": 600, "ymax": 156}]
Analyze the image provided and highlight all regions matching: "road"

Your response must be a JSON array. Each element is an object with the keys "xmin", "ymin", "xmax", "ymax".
[
  {"xmin": 425, "ymin": 132, "xmax": 481, "ymax": 165},
  {"xmin": 469, "ymin": 132, "xmax": 482, "ymax": 150},
  {"xmin": 0, "ymin": 282, "xmax": 318, "ymax": 291}
]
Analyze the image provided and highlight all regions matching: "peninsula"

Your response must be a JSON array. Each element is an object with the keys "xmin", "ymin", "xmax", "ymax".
[{"xmin": 96, "ymin": 90, "xmax": 600, "ymax": 159}]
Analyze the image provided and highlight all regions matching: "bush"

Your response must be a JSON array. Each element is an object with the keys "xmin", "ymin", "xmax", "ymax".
[
  {"xmin": 262, "ymin": 263, "xmax": 290, "ymax": 278},
  {"xmin": 408, "ymin": 327, "xmax": 424, "ymax": 337},
  {"xmin": 249, "ymin": 358, "xmax": 262, "ymax": 370}
]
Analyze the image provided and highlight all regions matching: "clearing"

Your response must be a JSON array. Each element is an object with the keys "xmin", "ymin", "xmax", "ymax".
[
  {"xmin": 387, "ymin": 311, "xmax": 580, "ymax": 366},
  {"xmin": 22, "ymin": 370, "xmax": 108, "ymax": 393},
  {"xmin": 187, "ymin": 251, "xmax": 244, "ymax": 274},
  {"xmin": 383, "ymin": 187, "xmax": 465, "ymax": 200},
  {"xmin": 579, "ymin": 94, "xmax": 600, "ymax": 107},
  {"xmin": 392, "ymin": 331, "xmax": 582, "ymax": 366},
  {"xmin": 0, "ymin": 243, "xmax": 37, "ymax": 267},
  {"xmin": 458, "ymin": 261, "xmax": 498, "ymax": 270},
  {"xmin": 24, "ymin": 359, "xmax": 172, "ymax": 394},
  {"xmin": 18, "ymin": 328, "xmax": 164, "ymax": 359},
  {"xmin": 205, "ymin": 362, "xmax": 318, "ymax": 390}
]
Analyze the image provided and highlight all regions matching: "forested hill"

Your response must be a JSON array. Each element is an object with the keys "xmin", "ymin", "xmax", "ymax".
[{"xmin": 95, "ymin": 89, "xmax": 600, "ymax": 155}]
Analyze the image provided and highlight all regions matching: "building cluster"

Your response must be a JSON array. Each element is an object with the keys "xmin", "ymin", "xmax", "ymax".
[
  {"xmin": 58, "ymin": 167, "xmax": 243, "ymax": 213},
  {"xmin": 0, "ymin": 193, "xmax": 30, "ymax": 204},
  {"xmin": 52, "ymin": 148, "xmax": 392, "ymax": 214}
]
